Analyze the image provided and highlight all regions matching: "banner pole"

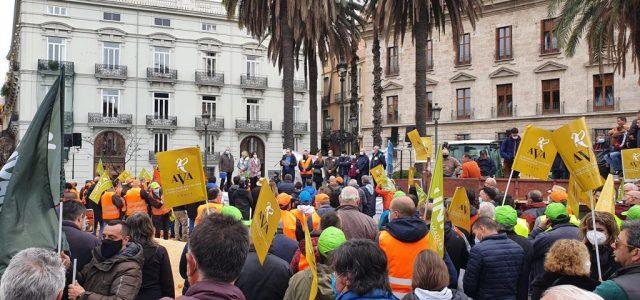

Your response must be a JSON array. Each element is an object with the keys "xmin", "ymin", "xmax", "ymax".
[
  {"xmin": 71, "ymin": 258, "xmax": 77, "ymax": 283},
  {"xmin": 57, "ymin": 200, "xmax": 64, "ymax": 254},
  {"xmin": 501, "ymin": 169, "xmax": 515, "ymax": 206},
  {"xmin": 589, "ymin": 191, "xmax": 603, "ymax": 281}
]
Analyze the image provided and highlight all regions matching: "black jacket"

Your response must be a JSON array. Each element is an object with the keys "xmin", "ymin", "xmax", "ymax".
[
  {"xmin": 587, "ymin": 243, "xmax": 621, "ymax": 281},
  {"xmin": 504, "ymin": 230, "xmax": 533, "ymax": 300},
  {"xmin": 337, "ymin": 156, "xmax": 351, "ymax": 176},
  {"xmin": 370, "ymin": 151, "xmax": 386, "ymax": 169},
  {"xmin": 236, "ymin": 250, "xmax": 292, "ymax": 300},
  {"xmin": 444, "ymin": 222, "xmax": 469, "ymax": 274},
  {"xmin": 530, "ymin": 271, "xmax": 598, "ymax": 300},
  {"xmin": 529, "ymin": 223, "xmax": 580, "ymax": 283},
  {"xmin": 277, "ymin": 181, "xmax": 296, "ymax": 195},
  {"xmin": 355, "ymin": 154, "xmax": 370, "ymax": 175},
  {"xmin": 230, "ymin": 188, "xmax": 253, "ymax": 220},
  {"xmin": 270, "ymin": 233, "xmax": 299, "ymax": 263},
  {"xmin": 62, "ymin": 220, "xmax": 100, "ymax": 271},
  {"xmin": 476, "ymin": 157, "xmax": 496, "ymax": 177},
  {"xmin": 137, "ymin": 243, "xmax": 175, "ymax": 300},
  {"xmin": 360, "ymin": 185, "xmax": 376, "ymax": 217}
]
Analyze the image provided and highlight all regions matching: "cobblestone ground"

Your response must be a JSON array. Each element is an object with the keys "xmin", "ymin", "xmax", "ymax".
[{"xmin": 156, "ymin": 238, "xmax": 187, "ymax": 297}]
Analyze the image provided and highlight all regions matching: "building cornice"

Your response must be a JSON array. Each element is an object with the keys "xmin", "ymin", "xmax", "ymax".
[{"xmin": 64, "ymin": 0, "xmax": 235, "ymax": 21}]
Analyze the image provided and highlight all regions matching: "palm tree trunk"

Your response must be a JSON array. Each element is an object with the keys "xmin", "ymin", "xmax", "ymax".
[
  {"xmin": 282, "ymin": 21, "xmax": 295, "ymax": 149},
  {"xmin": 308, "ymin": 50, "xmax": 319, "ymax": 153},
  {"xmin": 372, "ymin": 27, "xmax": 383, "ymax": 147},
  {"xmin": 414, "ymin": 12, "xmax": 429, "ymax": 174},
  {"xmin": 349, "ymin": 50, "xmax": 359, "ymax": 153}
]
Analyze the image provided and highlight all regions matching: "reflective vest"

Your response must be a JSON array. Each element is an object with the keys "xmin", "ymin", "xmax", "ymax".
[
  {"xmin": 151, "ymin": 200, "xmax": 172, "ymax": 216},
  {"xmin": 101, "ymin": 192, "xmax": 120, "ymax": 220},
  {"xmin": 281, "ymin": 210, "xmax": 298, "ymax": 240},
  {"xmin": 514, "ymin": 218, "xmax": 530, "ymax": 238},
  {"xmin": 124, "ymin": 188, "xmax": 148, "ymax": 217},
  {"xmin": 195, "ymin": 203, "xmax": 223, "ymax": 224},
  {"xmin": 379, "ymin": 230, "xmax": 429, "ymax": 298},
  {"xmin": 292, "ymin": 209, "xmax": 321, "ymax": 231},
  {"xmin": 299, "ymin": 158, "xmax": 313, "ymax": 176}
]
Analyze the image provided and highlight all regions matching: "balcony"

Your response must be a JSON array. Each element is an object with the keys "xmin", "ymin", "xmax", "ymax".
[
  {"xmin": 235, "ymin": 119, "xmax": 272, "ymax": 132},
  {"xmin": 322, "ymin": 95, "xmax": 330, "ymax": 107},
  {"xmin": 491, "ymin": 105, "xmax": 517, "ymax": 118},
  {"xmin": 334, "ymin": 93, "xmax": 344, "ymax": 104},
  {"xmin": 241, "ymin": 75, "xmax": 268, "ymax": 89},
  {"xmin": 587, "ymin": 97, "xmax": 619, "ymax": 112},
  {"xmin": 95, "ymin": 64, "xmax": 127, "ymax": 80},
  {"xmin": 195, "ymin": 71, "xmax": 224, "ymax": 87},
  {"xmin": 37, "ymin": 59, "xmax": 74, "ymax": 75},
  {"xmin": 146, "ymin": 67, "xmax": 177, "ymax": 84},
  {"xmin": 293, "ymin": 80, "xmax": 307, "ymax": 93},
  {"xmin": 195, "ymin": 117, "xmax": 225, "ymax": 132},
  {"xmin": 282, "ymin": 121, "xmax": 308, "ymax": 134},
  {"xmin": 540, "ymin": 43, "xmax": 561, "ymax": 55},
  {"xmin": 146, "ymin": 115, "xmax": 177, "ymax": 130},
  {"xmin": 536, "ymin": 102, "xmax": 564, "ymax": 115},
  {"xmin": 451, "ymin": 108, "xmax": 474, "ymax": 121},
  {"xmin": 149, "ymin": 151, "xmax": 157, "ymax": 163},
  {"xmin": 202, "ymin": 151, "xmax": 221, "ymax": 167},
  {"xmin": 87, "ymin": 113, "xmax": 132, "ymax": 128}
]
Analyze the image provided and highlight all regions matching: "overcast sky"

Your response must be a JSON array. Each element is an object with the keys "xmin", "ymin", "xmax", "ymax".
[{"xmin": 1, "ymin": 1, "xmax": 16, "ymax": 79}]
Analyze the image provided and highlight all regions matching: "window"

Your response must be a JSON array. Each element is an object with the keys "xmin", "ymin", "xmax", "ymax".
[
  {"xmin": 593, "ymin": 128, "xmax": 609, "ymax": 144},
  {"xmin": 455, "ymin": 134, "xmax": 471, "ymax": 140},
  {"xmin": 541, "ymin": 79, "xmax": 560, "ymax": 114},
  {"xmin": 202, "ymin": 23, "xmax": 216, "ymax": 32},
  {"xmin": 496, "ymin": 131, "xmax": 509, "ymax": 141},
  {"xmin": 456, "ymin": 88, "xmax": 472, "ymax": 119},
  {"xmin": 246, "ymin": 55, "xmax": 259, "ymax": 77},
  {"xmin": 154, "ymin": 47, "xmax": 170, "ymax": 73},
  {"xmin": 202, "ymin": 96, "xmax": 216, "ymax": 118},
  {"xmin": 426, "ymin": 92, "xmax": 433, "ymax": 121},
  {"xmin": 246, "ymin": 99, "xmax": 259, "ymax": 121},
  {"xmin": 386, "ymin": 95, "xmax": 398, "ymax": 124},
  {"xmin": 294, "ymin": 101, "xmax": 302, "ymax": 122},
  {"xmin": 154, "ymin": 133, "xmax": 168, "ymax": 153},
  {"xmin": 541, "ymin": 19, "xmax": 558, "ymax": 54},
  {"xmin": 456, "ymin": 34, "xmax": 471, "ymax": 65},
  {"xmin": 153, "ymin": 92, "xmax": 169, "ymax": 119},
  {"xmin": 103, "ymin": 12, "xmax": 121, "ymax": 21},
  {"xmin": 202, "ymin": 52, "xmax": 216, "ymax": 76},
  {"xmin": 496, "ymin": 26, "xmax": 512, "ymax": 60},
  {"xmin": 47, "ymin": 37, "xmax": 66, "ymax": 61},
  {"xmin": 593, "ymin": 74, "xmax": 614, "ymax": 111},
  {"xmin": 154, "ymin": 18, "xmax": 171, "ymax": 27},
  {"xmin": 47, "ymin": 5, "xmax": 67, "ymax": 16},
  {"xmin": 102, "ymin": 42, "xmax": 120, "ymax": 67},
  {"xmin": 204, "ymin": 134, "xmax": 215, "ymax": 154},
  {"xmin": 496, "ymin": 84, "xmax": 513, "ymax": 117},
  {"xmin": 101, "ymin": 89, "xmax": 119, "ymax": 117},
  {"xmin": 386, "ymin": 45, "xmax": 399, "ymax": 75},
  {"xmin": 426, "ymin": 40, "xmax": 434, "ymax": 71}
]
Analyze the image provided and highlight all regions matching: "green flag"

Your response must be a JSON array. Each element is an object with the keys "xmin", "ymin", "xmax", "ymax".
[
  {"xmin": 426, "ymin": 146, "xmax": 445, "ymax": 258},
  {"xmin": 89, "ymin": 172, "xmax": 113, "ymax": 204},
  {"xmin": 0, "ymin": 74, "xmax": 64, "ymax": 275}
]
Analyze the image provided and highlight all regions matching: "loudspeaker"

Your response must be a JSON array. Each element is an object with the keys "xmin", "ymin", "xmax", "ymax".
[
  {"xmin": 72, "ymin": 133, "xmax": 82, "ymax": 147},
  {"xmin": 63, "ymin": 133, "xmax": 73, "ymax": 148},
  {"xmin": 390, "ymin": 127, "xmax": 399, "ymax": 146}
]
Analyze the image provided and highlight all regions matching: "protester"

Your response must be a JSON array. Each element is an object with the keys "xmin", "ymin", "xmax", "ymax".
[
  {"xmin": 522, "ymin": 190, "xmax": 546, "ymax": 227},
  {"xmin": 579, "ymin": 212, "xmax": 621, "ymax": 280},
  {"xmin": 299, "ymin": 150, "xmax": 314, "ymax": 183},
  {"xmin": 313, "ymin": 152, "xmax": 325, "ymax": 188},
  {"xmin": 236, "ymin": 235, "xmax": 291, "ymax": 300},
  {"xmin": 464, "ymin": 217, "xmax": 524, "ymax": 300},
  {"xmin": 293, "ymin": 190, "xmax": 321, "ymax": 232},
  {"xmin": 605, "ymin": 116, "xmax": 629, "ymax": 176},
  {"xmin": 123, "ymin": 180, "xmax": 152, "ymax": 217},
  {"xmin": 403, "ymin": 250, "xmax": 467, "ymax": 300},
  {"xmin": 541, "ymin": 285, "xmax": 603, "ymax": 300},
  {"xmin": 149, "ymin": 182, "xmax": 172, "ymax": 240},
  {"xmin": 173, "ymin": 204, "xmax": 189, "ymax": 242},
  {"xmin": 530, "ymin": 239, "xmax": 598, "ymax": 300},
  {"xmin": 303, "ymin": 179, "xmax": 318, "ymax": 200},
  {"xmin": 460, "ymin": 154, "xmax": 482, "ymax": 179},
  {"xmin": 280, "ymin": 148, "xmax": 297, "ymax": 180},
  {"xmin": 62, "ymin": 201, "xmax": 100, "ymax": 272},
  {"xmin": 476, "ymin": 150, "xmax": 497, "ymax": 177},
  {"xmin": 328, "ymin": 176, "xmax": 343, "ymax": 208},
  {"xmin": 126, "ymin": 213, "xmax": 175, "ymax": 300},
  {"xmin": 237, "ymin": 150, "xmax": 250, "ymax": 178},
  {"xmin": 270, "ymin": 220, "xmax": 300, "ymax": 263},
  {"xmin": 478, "ymin": 202, "xmax": 496, "ymax": 219},
  {"xmin": 249, "ymin": 152, "xmax": 261, "ymax": 188},
  {"xmin": 196, "ymin": 187, "xmax": 224, "ymax": 224},
  {"xmin": 442, "ymin": 148, "xmax": 461, "ymax": 178},
  {"xmin": 219, "ymin": 147, "xmax": 235, "ymax": 190},
  {"xmin": 478, "ymin": 187, "xmax": 498, "ymax": 206},
  {"xmin": 332, "ymin": 239, "xmax": 396, "ymax": 299},
  {"xmin": 483, "ymin": 177, "xmax": 498, "ymax": 190},
  {"xmin": 67, "ymin": 221, "xmax": 143, "ymax": 299},
  {"xmin": 229, "ymin": 177, "xmax": 253, "ymax": 220},
  {"xmin": 594, "ymin": 220, "xmax": 640, "ymax": 299},
  {"xmin": 335, "ymin": 186, "xmax": 378, "ymax": 240},
  {"xmin": 622, "ymin": 205, "xmax": 640, "ymax": 221},
  {"xmin": 315, "ymin": 192, "xmax": 335, "ymax": 217},
  {"xmin": 324, "ymin": 150, "xmax": 337, "ymax": 180},
  {"xmin": 443, "ymin": 218, "xmax": 470, "ymax": 278},
  {"xmin": 376, "ymin": 183, "xmax": 395, "ymax": 212},
  {"xmin": 500, "ymin": 127, "xmax": 521, "ymax": 177},
  {"xmin": 0, "ymin": 248, "xmax": 66, "ymax": 300},
  {"xmin": 360, "ymin": 175, "xmax": 377, "ymax": 217},
  {"xmin": 337, "ymin": 152, "xmax": 352, "ymax": 182},
  {"xmin": 279, "ymin": 193, "xmax": 298, "ymax": 240},
  {"xmin": 495, "ymin": 205, "xmax": 532, "ymax": 300},
  {"xmin": 278, "ymin": 174, "xmax": 296, "ymax": 195},
  {"xmin": 355, "ymin": 149, "xmax": 370, "ymax": 185}
]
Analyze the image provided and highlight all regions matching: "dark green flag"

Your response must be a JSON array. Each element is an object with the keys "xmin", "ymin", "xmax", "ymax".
[{"xmin": 0, "ymin": 74, "xmax": 64, "ymax": 275}]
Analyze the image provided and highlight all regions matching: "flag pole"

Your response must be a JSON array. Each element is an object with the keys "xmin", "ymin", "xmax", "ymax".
[
  {"xmin": 58, "ymin": 67, "xmax": 66, "ymax": 254},
  {"xmin": 57, "ymin": 200, "xmax": 63, "ymax": 254},
  {"xmin": 501, "ymin": 169, "xmax": 515, "ymax": 206},
  {"xmin": 588, "ymin": 191, "xmax": 603, "ymax": 281}
]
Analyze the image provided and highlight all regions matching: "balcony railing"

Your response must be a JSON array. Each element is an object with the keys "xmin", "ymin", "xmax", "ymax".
[
  {"xmin": 536, "ymin": 101, "xmax": 565, "ymax": 115},
  {"xmin": 322, "ymin": 95, "xmax": 330, "ymax": 107},
  {"xmin": 241, "ymin": 75, "xmax": 268, "ymax": 89},
  {"xmin": 334, "ymin": 93, "xmax": 344, "ymax": 104},
  {"xmin": 146, "ymin": 115, "xmax": 177, "ymax": 130},
  {"xmin": 451, "ymin": 108, "xmax": 475, "ymax": 121},
  {"xmin": 587, "ymin": 97, "xmax": 619, "ymax": 112},
  {"xmin": 195, "ymin": 71, "xmax": 224, "ymax": 87},
  {"xmin": 146, "ymin": 67, "xmax": 177, "ymax": 83},
  {"xmin": 235, "ymin": 119, "xmax": 272, "ymax": 132},
  {"xmin": 149, "ymin": 151, "xmax": 157, "ymax": 163},
  {"xmin": 386, "ymin": 62, "xmax": 400, "ymax": 76},
  {"xmin": 87, "ymin": 113, "xmax": 132, "ymax": 128},
  {"xmin": 491, "ymin": 105, "xmax": 516, "ymax": 118},
  {"xmin": 293, "ymin": 80, "xmax": 307, "ymax": 93},
  {"xmin": 202, "ymin": 151, "xmax": 221, "ymax": 166},
  {"xmin": 195, "ymin": 117, "xmax": 225, "ymax": 131},
  {"xmin": 37, "ymin": 59, "xmax": 74, "ymax": 75},
  {"xmin": 540, "ymin": 43, "xmax": 561, "ymax": 55},
  {"xmin": 282, "ymin": 122, "xmax": 308, "ymax": 134},
  {"xmin": 95, "ymin": 64, "xmax": 127, "ymax": 80}
]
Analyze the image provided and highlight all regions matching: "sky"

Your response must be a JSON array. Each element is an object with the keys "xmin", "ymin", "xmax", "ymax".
[{"xmin": 1, "ymin": 0, "xmax": 16, "ymax": 79}]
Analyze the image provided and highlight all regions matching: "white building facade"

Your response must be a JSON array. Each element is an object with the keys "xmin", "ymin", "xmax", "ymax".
[{"xmin": 8, "ymin": 0, "xmax": 313, "ymax": 181}]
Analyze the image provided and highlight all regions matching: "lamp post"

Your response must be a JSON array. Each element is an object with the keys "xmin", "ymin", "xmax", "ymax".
[
  {"xmin": 324, "ymin": 116, "xmax": 333, "ymax": 153},
  {"xmin": 432, "ymin": 103, "xmax": 442, "ymax": 152},
  {"xmin": 337, "ymin": 61, "xmax": 348, "ymax": 154},
  {"xmin": 201, "ymin": 113, "xmax": 211, "ymax": 177},
  {"xmin": 349, "ymin": 115, "xmax": 358, "ymax": 153}
]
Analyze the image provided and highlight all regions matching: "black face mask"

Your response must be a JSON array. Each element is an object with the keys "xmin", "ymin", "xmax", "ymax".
[
  {"xmin": 443, "ymin": 155, "xmax": 449, "ymax": 159},
  {"xmin": 101, "ymin": 239, "xmax": 123, "ymax": 259}
]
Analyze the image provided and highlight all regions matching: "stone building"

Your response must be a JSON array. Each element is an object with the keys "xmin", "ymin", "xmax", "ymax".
[{"xmin": 5, "ymin": 0, "xmax": 314, "ymax": 181}]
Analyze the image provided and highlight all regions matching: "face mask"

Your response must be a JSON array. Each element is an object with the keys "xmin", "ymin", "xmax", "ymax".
[
  {"xmin": 586, "ymin": 230, "xmax": 607, "ymax": 246},
  {"xmin": 443, "ymin": 155, "xmax": 449, "ymax": 159},
  {"xmin": 225, "ymin": 151, "xmax": 229, "ymax": 154},
  {"xmin": 253, "ymin": 155, "xmax": 257, "ymax": 158},
  {"xmin": 330, "ymin": 275, "xmax": 341, "ymax": 297},
  {"xmin": 153, "ymin": 188, "xmax": 160, "ymax": 195},
  {"xmin": 81, "ymin": 217, "xmax": 88, "ymax": 231},
  {"xmin": 512, "ymin": 135, "xmax": 518, "ymax": 139},
  {"xmin": 360, "ymin": 152, "xmax": 364, "ymax": 155},
  {"xmin": 100, "ymin": 239, "xmax": 123, "ymax": 259}
]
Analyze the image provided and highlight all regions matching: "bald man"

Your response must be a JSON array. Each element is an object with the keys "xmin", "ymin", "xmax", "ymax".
[
  {"xmin": 334, "ymin": 186, "xmax": 378, "ymax": 240},
  {"xmin": 484, "ymin": 177, "xmax": 498, "ymax": 190}
]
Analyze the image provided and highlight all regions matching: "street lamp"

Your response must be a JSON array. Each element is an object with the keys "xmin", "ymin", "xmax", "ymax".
[
  {"xmin": 432, "ymin": 103, "xmax": 442, "ymax": 151},
  {"xmin": 324, "ymin": 116, "xmax": 333, "ymax": 133},
  {"xmin": 337, "ymin": 61, "xmax": 348, "ymax": 154},
  {"xmin": 349, "ymin": 115, "xmax": 358, "ymax": 151},
  {"xmin": 201, "ymin": 113, "xmax": 211, "ymax": 177}
]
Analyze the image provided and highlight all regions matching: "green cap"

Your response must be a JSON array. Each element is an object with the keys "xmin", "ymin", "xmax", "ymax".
[
  {"xmin": 220, "ymin": 205, "xmax": 242, "ymax": 221},
  {"xmin": 149, "ymin": 182, "xmax": 160, "ymax": 189},
  {"xmin": 622, "ymin": 205, "xmax": 640, "ymax": 221},
  {"xmin": 495, "ymin": 205, "xmax": 518, "ymax": 228},
  {"xmin": 394, "ymin": 191, "xmax": 406, "ymax": 199},
  {"xmin": 317, "ymin": 227, "xmax": 347, "ymax": 257},
  {"xmin": 545, "ymin": 202, "xmax": 568, "ymax": 221}
]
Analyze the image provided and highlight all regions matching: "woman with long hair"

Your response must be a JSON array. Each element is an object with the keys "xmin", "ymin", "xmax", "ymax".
[
  {"xmin": 249, "ymin": 151, "xmax": 262, "ymax": 188},
  {"xmin": 579, "ymin": 211, "xmax": 621, "ymax": 280},
  {"xmin": 404, "ymin": 250, "xmax": 467, "ymax": 300}
]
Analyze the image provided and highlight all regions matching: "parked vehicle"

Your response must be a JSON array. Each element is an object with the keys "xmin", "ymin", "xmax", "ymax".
[{"xmin": 446, "ymin": 139, "xmax": 503, "ymax": 177}]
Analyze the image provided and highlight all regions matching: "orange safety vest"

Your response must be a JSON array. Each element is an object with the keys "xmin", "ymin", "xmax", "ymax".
[
  {"xmin": 151, "ymin": 199, "xmax": 171, "ymax": 216},
  {"xmin": 195, "ymin": 203, "xmax": 224, "ymax": 224},
  {"xmin": 379, "ymin": 230, "xmax": 429, "ymax": 298},
  {"xmin": 292, "ymin": 209, "xmax": 321, "ymax": 231},
  {"xmin": 299, "ymin": 158, "xmax": 313, "ymax": 176},
  {"xmin": 101, "ymin": 192, "xmax": 120, "ymax": 220},
  {"xmin": 281, "ymin": 210, "xmax": 298, "ymax": 240},
  {"xmin": 124, "ymin": 188, "xmax": 148, "ymax": 217}
]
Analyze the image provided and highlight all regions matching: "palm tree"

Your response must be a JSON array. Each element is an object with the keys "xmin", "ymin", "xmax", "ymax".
[
  {"xmin": 349, "ymin": 42, "xmax": 360, "ymax": 152},
  {"xmin": 549, "ymin": 0, "xmax": 640, "ymax": 84},
  {"xmin": 371, "ymin": 26, "xmax": 383, "ymax": 147}
]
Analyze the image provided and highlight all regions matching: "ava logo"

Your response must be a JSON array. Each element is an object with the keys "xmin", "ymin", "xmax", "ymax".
[
  {"xmin": 48, "ymin": 132, "xmax": 57, "ymax": 150},
  {"xmin": 176, "ymin": 157, "xmax": 189, "ymax": 173},
  {"xmin": 258, "ymin": 202, "xmax": 275, "ymax": 234},
  {"xmin": 633, "ymin": 153, "xmax": 640, "ymax": 162},
  {"xmin": 537, "ymin": 137, "xmax": 550, "ymax": 152},
  {"xmin": 530, "ymin": 137, "xmax": 550, "ymax": 159},
  {"xmin": 571, "ymin": 130, "xmax": 589, "ymax": 148},
  {"xmin": 172, "ymin": 157, "xmax": 194, "ymax": 184}
]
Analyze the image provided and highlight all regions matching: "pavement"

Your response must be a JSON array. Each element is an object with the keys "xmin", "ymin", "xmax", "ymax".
[{"xmin": 156, "ymin": 238, "xmax": 187, "ymax": 297}]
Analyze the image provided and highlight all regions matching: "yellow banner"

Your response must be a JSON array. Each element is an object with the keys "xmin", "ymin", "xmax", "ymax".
[
  {"xmin": 415, "ymin": 183, "xmax": 428, "ymax": 207},
  {"xmin": 408, "ymin": 129, "xmax": 429, "ymax": 163},
  {"xmin": 426, "ymin": 146, "xmax": 445, "ymax": 258},
  {"xmin": 622, "ymin": 148, "xmax": 640, "ymax": 181},
  {"xmin": 89, "ymin": 172, "xmax": 113, "ymax": 204},
  {"xmin": 156, "ymin": 147, "xmax": 208, "ymax": 208},
  {"xmin": 251, "ymin": 178, "xmax": 281, "ymax": 265},
  {"xmin": 422, "ymin": 137, "xmax": 433, "ymax": 159},
  {"xmin": 448, "ymin": 187, "xmax": 470, "ymax": 232},
  {"xmin": 96, "ymin": 159, "xmax": 105, "ymax": 176},
  {"xmin": 301, "ymin": 214, "xmax": 318, "ymax": 300},
  {"xmin": 512, "ymin": 125, "xmax": 557, "ymax": 180},
  {"xmin": 138, "ymin": 168, "xmax": 152, "ymax": 182},
  {"xmin": 595, "ymin": 174, "xmax": 615, "ymax": 215},
  {"xmin": 567, "ymin": 175, "xmax": 583, "ymax": 215},
  {"xmin": 551, "ymin": 117, "xmax": 603, "ymax": 191},
  {"xmin": 407, "ymin": 167, "xmax": 415, "ymax": 188},
  {"xmin": 370, "ymin": 164, "xmax": 388, "ymax": 187},
  {"xmin": 117, "ymin": 170, "xmax": 133, "ymax": 182}
]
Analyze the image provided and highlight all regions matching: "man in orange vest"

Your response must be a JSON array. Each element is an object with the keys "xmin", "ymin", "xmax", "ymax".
[
  {"xmin": 195, "ymin": 187, "xmax": 224, "ymax": 225},
  {"xmin": 123, "ymin": 180, "xmax": 151, "ymax": 218},
  {"xmin": 148, "ymin": 182, "xmax": 171, "ymax": 239},
  {"xmin": 100, "ymin": 187, "xmax": 124, "ymax": 224},
  {"xmin": 291, "ymin": 190, "xmax": 320, "ymax": 232},
  {"xmin": 278, "ymin": 193, "xmax": 298, "ymax": 240},
  {"xmin": 298, "ymin": 150, "xmax": 314, "ymax": 183}
]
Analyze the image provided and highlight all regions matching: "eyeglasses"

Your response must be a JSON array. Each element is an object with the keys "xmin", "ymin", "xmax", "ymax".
[{"xmin": 614, "ymin": 237, "xmax": 638, "ymax": 250}]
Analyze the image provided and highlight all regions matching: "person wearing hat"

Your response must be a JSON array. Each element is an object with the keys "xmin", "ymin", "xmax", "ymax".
[
  {"xmin": 315, "ymin": 192, "xmax": 334, "ymax": 217},
  {"xmin": 195, "ymin": 187, "xmax": 224, "ymax": 225},
  {"xmin": 284, "ymin": 227, "xmax": 347, "ymax": 300},
  {"xmin": 495, "ymin": 205, "xmax": 533, "ymax": 300},
  {"xmin": 529, "ymin": 202, "xmax": 581, "ymax": 283},
  {"xmin": 442, "ymin": 148, "xmax": 461, "ymax": 177},
  {"xmin": 149, "ymin": 181, "xmax": 172, "ymax": 239},
  {"xmin": 278, "ymin": 193, "xmax": 299, "ymax": 240},
  {"xmin": 533, "ymin": 186, "xmax": 581, "ymax": 228},
  {"xmin": 292, "ymin": 190, "xmax": 321, "ymax": 233},
  {"xmin": 622, "ymin": 205, "xmax": 640, "ymax": 221}
]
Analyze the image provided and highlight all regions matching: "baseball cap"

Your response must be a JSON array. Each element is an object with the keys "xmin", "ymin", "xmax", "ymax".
[
  {"xmin": 299, "ymin": 191, "xmax": 312, "ymax": 204},
  {"xmin": 548, "ymin": 185, "xmax": 568, "ymax": 202},
  {"xmin": 336, "ymin": 177, "xmax": 344, "ymax": 184},
  {"xmin": 277, "ymin": 193, "xmax": 292, "ymax": 207},
  {"xmin": 495, "ymin": 205, "xmax": 518, "ymax": 228},
  {"xmin": 220, "ymin": 205, "xmax": 242, "ymax": 221},
  {"xmin": 317, "ymin": 227, "xmax": 347, "ymax": 257},
  {"xmin": 149, "ymin": 182, "xmax": 160, "ymax": 189},
  {"xmin": 394, "ymin": 191, "xmax": 406, "ymax": 199},
  {"xmin": 315, "ymin": 193, "xmax": 330, "ymax": 204},
  {"xmin": 622, "ymin": 205, "xmax": 640, "ymax": 220},
  {"xmin": 545, "ymin": 202, "xmax": 568, "ymax": 221}
]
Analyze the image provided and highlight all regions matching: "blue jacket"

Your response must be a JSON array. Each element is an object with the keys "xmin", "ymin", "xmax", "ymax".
[
  {"xmin": 500, "ymin": 136, "xmax": 521, "ymax": 160},
  {"xmin": 476, "ymin": 157, "xmax": 496, "ymax": 177},
  {"xmin": 336, "ymin": 289, "xmax": 398, "ymax": 300},
  {"xmin": 463, "ymin": 233, "xmax": 524, "ymax": 300},
  {"xmin": 356, "ymin": 155, "xmax": 370, "ymax": 175},
  {"xmin": 337, "ymin": 156, "xmax": 352, "ymax": 176},
  {"xmin": 302, "ymin": 185, "xmax": 317, "ymax": 199},
  {"xmin": 528, "ymin": 223, "xmax": 580, "ymax": 282},
  {"xmin": 370, "ymin": 151, "xmax": 386, "ymax": 169}
]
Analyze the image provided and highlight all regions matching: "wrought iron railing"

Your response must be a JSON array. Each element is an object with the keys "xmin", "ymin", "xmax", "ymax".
[
  {"xmin": 37, "ymin": 59, "xmax": 75, "ymax": 75},
  {"xmin": 195, "ymin": 117, "xmax": 225, "ymax": 131},
  {"xmin": 146, "ymin": 67, "xmax": 177, "ymax": 82},
  {"xmin": 536, "ymin": 101, "xmax": 564, "ymax": 115},
  {"xmin": 235, "ymin": 119, "xmax": 272, "ymax": 131},
  {"xmin": 95, "ymin": 64, "xmax": 127, "ymax": 79},
  {"xmin": 491, "ymin": 105, "xmax": 516, "ymax": 118},
  {"xmin": 195, "ymin": 71, "xmax": 224, "ymax": 86},
  {"xmin": 87, "ymin": 113, "xmax": 132, "ymax": 127},
  {"xmin": 293, "ymin": 80, "xmax": 307, "ymax": 92},
  {"xmin": 146, "ymin": 115, "xmax": 177, "ymax": 129},
  {"xmin": 451, "ymin": 108, "xmax": 474, "ymax": 120},
  {"xmin": 282, "ymin": 122, "xmax": 308, "ymax": 133},
  {"xmin": 587, "ymin": 97, "xmax": 619, "ymax": 112},
  {"xmin": 240, "ymin": 75, "xmax": 268, "ymax": 89}
]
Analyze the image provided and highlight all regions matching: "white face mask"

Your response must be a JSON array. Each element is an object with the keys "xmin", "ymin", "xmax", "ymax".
[
  {"xmin": 586, "ymin": 230, "xmax": 607, "ymax": 246},
  {"xmin": 81, "ymin": 217, "xmax": 88, "ymax": 231},
  {"xmin": 474, "ymin": 237, "xmax": 481, "ymax": 244}
]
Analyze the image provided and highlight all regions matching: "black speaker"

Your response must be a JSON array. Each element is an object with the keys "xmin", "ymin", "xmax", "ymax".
[
  {"xmin": 72, "ymin": 133, "xmax": 82, "ymax": 147},
  {"xmin": 63, "ymin": 133, "xmax": 73, "ymax": 148},
  {"xmin": 390, "ymin": 127, "xmax": 399, "ymax": 146}
]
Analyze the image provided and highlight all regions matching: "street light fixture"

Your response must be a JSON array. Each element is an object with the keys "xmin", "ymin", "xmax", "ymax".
[
  {"xmin": 324, "ymin": 116, "xmax": 333, "ymax": 133},
  {"xmin": 349, "ymin": 115, "xmax": 358, "ymax": 151},
  {"xmin": 337, "ymin": 61, "xmax": 348, "ymax": 154},
  {"xmin": 432, "ymin": 103, "xmax": 442, "ymax": 152},
  {"xmin": 201, "ymin": 113, "xmax": 211, "ymax": 177}
]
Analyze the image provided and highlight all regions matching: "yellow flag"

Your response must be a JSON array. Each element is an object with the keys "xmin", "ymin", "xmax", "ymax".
[
  {"xmin": 117, "ymin": 170, "xmax": 133, "ymax": 182},
  {"xmin": 96, "ymin": 159, "xmax": 105, "ymax": 176},
  {"xmin": 551, "ymin": 117, "xmax": 603, "ymax": 191},
  {"xmin": 422, "ymin": 137, "xmax": 433, "ymax": 159},
  {"xmin": 156, "ymin": 147, "xmax": 208, "ymax": 208},
  {"xmin": 370, "ymin": 164, "xmax": 388, "ymax": 187},
  {"xmin": 622, "ymin": 148, "xmax": 640, "ymax": 181},
  {"xmin": 415, "ymin": 183, "xmax": 428, "ymax": 206},
  {"xmin": 139, "ymin": 168, "xmax": 152, "ymax": 181},
  {"xmin": 567, "ymin": 175, "xmax": 583, "ymax": 215},
  {"xmin": 512, "ymin": 125, "xmax": 557, "ymax": 180},
  {"xmin": 408, "ymin": 129, "xmax": 429, "ymax": 163},
  {"xmin": 448, "ymin": 187, "xmax": 470, "ymax": 232},
  {"xmin": 426, "ymin": 146, "xmax": 445, "ymax": 258},
  {"xmin": 251, "ymin": 178, "xmax": 281, "ymax": 265},
  {"xmin": 595, "ymin": 174, "xmax": 615, "ymax": 215},
  {"xmin": 89, "ymin": 172, "xmax": 113, "ymax": 204},
  {"xmin": 408, "ymin": 167, "xmax": 415, "ymax": 188},
  {"xmin": 301, "ymin": 214, "xmax": 318, "ymax": 300}
]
